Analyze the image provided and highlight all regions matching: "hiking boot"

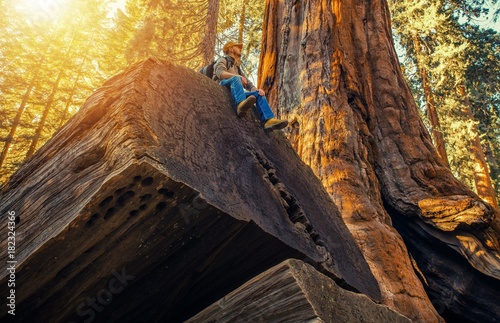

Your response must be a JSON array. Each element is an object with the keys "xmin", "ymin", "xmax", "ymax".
[
  {"xmin": 264, "ymin": 118, "xmax": 289, "ymax": 131},
  {"xmin": 236, "ymin": 96, "xmax": 256, "ymax": 117}
]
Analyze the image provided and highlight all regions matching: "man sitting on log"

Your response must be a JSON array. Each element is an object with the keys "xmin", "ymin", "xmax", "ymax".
[{"xmin": 213, "ymin": 41, "xmax": 288, "ymax": 131}]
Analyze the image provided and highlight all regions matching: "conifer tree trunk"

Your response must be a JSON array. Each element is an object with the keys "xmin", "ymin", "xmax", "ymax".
[
  {"xmin": 0, "ymin": 70, "xmax": 40, "ymax": 168},
  {"xmin": 201, "ymin": 0, "xmax": 220, "ymax": 65},
  {"xmin": 259, "ymin": 0, "xmax": 500, "ymax": 321},
  {"xmin": 26, "ymin": 69, "xmax": 64, "ymax": 159},
  {"xmin": 411, "ymin": 32, "xmax": 450, "ymax": 168},
  {"xmin": 0, "ymin": 23, "xmax": 59, "ymax": 169},
  {"xmin": 58, "ymin": 70, "xmax": 83, "ymax": 129},
  {"xmin": 485, "ymin": 141, "xmax": 498, "ymax": 175},
  {"xmin": 458, "ymin": 84, "xmax": 498, "ymax": 209},
  {"xmin": 26, "ymin": 32, "xmax": 77, "ymax": 159},
  {"xmin": 238, "ymin": 0, "xmax": 248, "ymax": 43}
]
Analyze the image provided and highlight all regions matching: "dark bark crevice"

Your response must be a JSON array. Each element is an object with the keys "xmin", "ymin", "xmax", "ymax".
[{"xmin": 386, "ymin": 201, "xmax": 500, "ymax": 322}]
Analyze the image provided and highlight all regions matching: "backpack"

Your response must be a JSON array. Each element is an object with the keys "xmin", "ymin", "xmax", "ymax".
[
  {"xmin": 198, "ymin": 56, "xmax": 241, "ymax": 80},
  {"xmin": 198, "ymin": 61, "xmax": 217, "ymax": 79}
]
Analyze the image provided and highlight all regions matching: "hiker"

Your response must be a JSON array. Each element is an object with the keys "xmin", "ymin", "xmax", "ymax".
[{"xmin": 213, "ymin": 41, "xmax": 288, "ymax": 131}]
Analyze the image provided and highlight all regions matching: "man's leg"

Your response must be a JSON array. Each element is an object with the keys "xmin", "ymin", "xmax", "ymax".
[
  {"xmin": 220, "ymin": 77, "xmax": 255, "ymax": 117},
  {"xmin": 245, "ymin": 92, "xmax": 275, "ymax": 121},
  {"xmin": 246, "ymin": 91, "xmax": 288, "ymax": 131},
  {"xmin": 220, "ymin": 76, "xmax": 247, "ymax": 105}
]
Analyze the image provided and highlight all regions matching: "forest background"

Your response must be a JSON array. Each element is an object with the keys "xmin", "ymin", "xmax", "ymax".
[{"xmin": 1, "ymin": 0, "xmax": 499, "ymax": 209}]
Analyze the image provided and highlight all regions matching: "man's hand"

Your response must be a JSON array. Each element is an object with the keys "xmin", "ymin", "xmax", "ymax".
[
  {"xmin": 240, "ymin": 75, "xmax": 248, "ymax": 87},
  {"xmin": 257, "ymin": 89, "xmax": 265, "ymax": 96}
]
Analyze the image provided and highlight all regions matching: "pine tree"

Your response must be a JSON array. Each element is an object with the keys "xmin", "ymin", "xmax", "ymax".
[
  {"xmin": 389, "ymin": 0, "xmax": 499, "ymax": 207},
  {"xmin": 202, "ymin": 0, "xmax": 221, "ymax": 65},
  {"xmin": 0, "ymin": 0, "xmax": 122, "ymax": 183}
]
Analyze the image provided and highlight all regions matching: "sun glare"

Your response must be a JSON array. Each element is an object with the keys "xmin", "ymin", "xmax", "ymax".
[{"xmin": 15, "ymin": 0, "xmax": 65, "ymax": 22}]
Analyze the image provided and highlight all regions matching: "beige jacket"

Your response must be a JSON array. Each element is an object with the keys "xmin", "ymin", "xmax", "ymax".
[{"xmin": 213, "ymin": 56, "xmax": 256, "ymax": 92}]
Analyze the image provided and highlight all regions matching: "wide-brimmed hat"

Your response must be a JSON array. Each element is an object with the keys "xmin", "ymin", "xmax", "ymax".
[{"xmin": 223, "ymin": 41, "xmax": 243, "ymax": 54}]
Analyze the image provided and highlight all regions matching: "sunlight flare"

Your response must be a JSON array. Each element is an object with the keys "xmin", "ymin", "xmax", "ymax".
[{"xmin": 15, "ymin": 0, "xmax": 64, "ymax": 21}]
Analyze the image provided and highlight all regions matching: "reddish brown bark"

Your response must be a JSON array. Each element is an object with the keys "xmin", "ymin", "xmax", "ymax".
[{"xmin": 259, "ymin": 0, "xmax": 500, "ymax": 322}]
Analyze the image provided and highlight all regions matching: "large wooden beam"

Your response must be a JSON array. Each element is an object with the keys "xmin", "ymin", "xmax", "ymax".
[{"xmin": 188, "ymin": 259, "xmax": 411, "ymax": 323}]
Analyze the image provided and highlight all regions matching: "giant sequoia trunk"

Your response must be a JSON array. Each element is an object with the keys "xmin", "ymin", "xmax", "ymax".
[{"xmin": 259, "ymin": 0, "xmax": 500, "ymax": 322}]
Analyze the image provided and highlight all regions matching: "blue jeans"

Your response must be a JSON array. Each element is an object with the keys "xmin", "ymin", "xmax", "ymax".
[{"xmin": 220, "ymin": 76, "xmax": 275, "ymax": 121}]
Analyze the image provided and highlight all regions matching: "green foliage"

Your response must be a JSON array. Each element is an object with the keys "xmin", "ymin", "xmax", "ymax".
[
  {"xmin": 389, "ymin": 0, "xmax": 500, "ymax": 204},
  {"xmin": 464, "ymin": 25, "xmax": 500, "ymax": 194}
]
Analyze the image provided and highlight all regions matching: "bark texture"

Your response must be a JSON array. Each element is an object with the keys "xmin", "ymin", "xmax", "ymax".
[
  {"xmin": 0, "ymin": 59, "xmax": 380, "ymax": 322},
  {"xmin": 259, "ymin": 0, "xmax": 500, "ymax": 322}
]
